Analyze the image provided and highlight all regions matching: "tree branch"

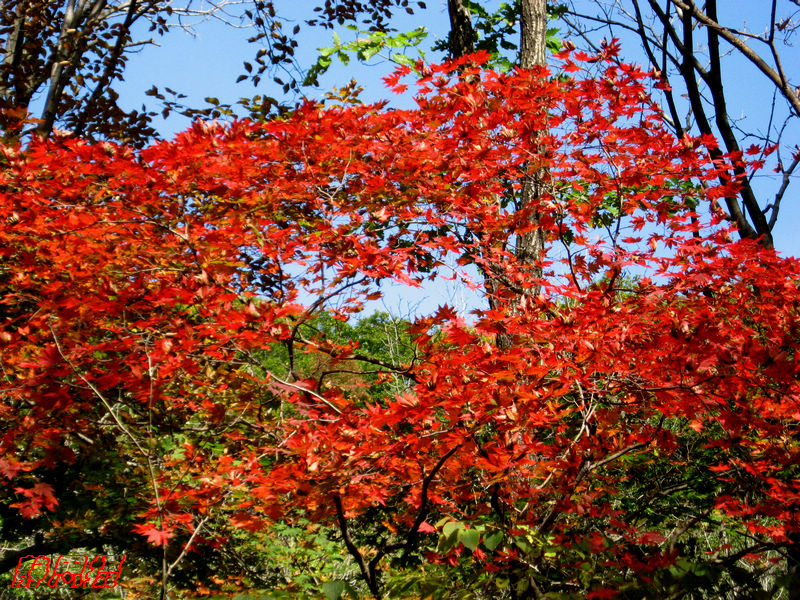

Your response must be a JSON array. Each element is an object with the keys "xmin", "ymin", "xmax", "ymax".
[
  {"xmin": 671, "ymin": 0, "xmax": 800, "ymax": 117},
  {"xmin": 333, "ymin": 495, "xmax": 379, "ymax": 598}
]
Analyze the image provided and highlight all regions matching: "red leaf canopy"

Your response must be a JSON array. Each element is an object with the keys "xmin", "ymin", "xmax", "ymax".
[{"xmin": 1, "ymin": 52, "xmax": 798, "ymax": 592}]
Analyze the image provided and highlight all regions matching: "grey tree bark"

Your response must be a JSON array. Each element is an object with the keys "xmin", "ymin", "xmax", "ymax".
[{"xmin": 520, "ymin": 0, "xmax": 548, "ymax": 68}]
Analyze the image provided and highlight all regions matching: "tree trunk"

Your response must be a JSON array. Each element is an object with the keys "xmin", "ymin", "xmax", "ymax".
[
  {"xmin": 520, "ymin": 0, "xmax": 547, "ymax": 69},
  {"xmin": 446, "ymin": 0, "xmax": 549, "ymax": 344},
  {"xmin": 516, "ymin": 0, "xmax": 547, "ymax": 273},
  {"xmin": 497, "ymin": 0, "xmax": 548, "ymax": 350},
  {"xmin": 446, "ymin": 0, "xmax": 475, "ymax": 59}
]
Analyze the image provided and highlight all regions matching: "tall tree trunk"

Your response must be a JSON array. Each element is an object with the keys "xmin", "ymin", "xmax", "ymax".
[
  {"xmin": 446, "ymin": 0, "xmax": 475, "ymax": 59},
  {"xmin": 507, "ymin": 20, "xmax": 549, "ymax": 591},
  {"xmin": 434, "ymin": 2, "xmax": 551, "ymax": 595},
  {"xmin": 515, "ymin": 0, "xmax": 547, "ymax": 275},
  {"xmin": 497, "ymin": 0, "xmax": 548, "ymax": 351},
  {"xmin": 520, "ymin": 0, "xmax": 547, "ymax": 69},
  {"xmin": 446, "ymin": 1, "xmax": 548, "ymax": 345}
]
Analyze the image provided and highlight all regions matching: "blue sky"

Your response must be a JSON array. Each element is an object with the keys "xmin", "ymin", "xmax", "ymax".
[
  {"xmin": 116, "ymin": 1, "xmax": 799, "ymax": 263},
  {"xmin": 117, "ymin": 2, "xmax": 440, "ymax": 134}
]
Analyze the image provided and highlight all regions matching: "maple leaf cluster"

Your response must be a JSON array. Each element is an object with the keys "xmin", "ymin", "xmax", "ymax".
[{"xmin": 1, "ymin": 53, "xmax": 798, "ymax": 595}]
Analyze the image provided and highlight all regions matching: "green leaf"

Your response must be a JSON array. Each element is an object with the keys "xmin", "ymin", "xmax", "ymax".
[
  {"xmin": 461, "ymin": 528, "xmax": 480, "ymax": 551},
  {"xmin": 360, "ymin": 44, "xmax": 381, "ymax": 61},
  {"xmin": 438, "ymin": 520, "xmax": 462, "ymax": 553},
  {"xmin": 322, "ymin": 580, "xmax": 345, "ymax": 600},
  {"xmin": 392, "ymin": 53, "xmax": 415, "ymax": 67},
  {"xmin": 442, "ymin": 521, "xmax": 461, "ymax": 537},
  {"xmin": 513, "ymin": 537, "xmax": 531, "ymax": 554},
  {"xmin": 483, "ymin": 530, "xmax": 503, "ymax": 551}
]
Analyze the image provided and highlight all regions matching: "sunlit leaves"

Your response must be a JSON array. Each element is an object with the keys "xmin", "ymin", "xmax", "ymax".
[{"xmin": 1, "ymin": 49, "xmax": 798, "ymax": 597}]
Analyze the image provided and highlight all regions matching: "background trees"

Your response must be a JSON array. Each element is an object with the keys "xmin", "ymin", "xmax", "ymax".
[
  {"xmin": 289, "ymin": 1, "xmax": 799, "ymax": 249},
  {"xmin": 2, "ymin": 0, "xmax": 795, "ymax": 252},
  {"xmin": 0, "ymin": 0, "xmax": 226, "ymax": 145},
  {"xmin": 0, "ymin": 0, "xmax": 427, "ymax": 145}
]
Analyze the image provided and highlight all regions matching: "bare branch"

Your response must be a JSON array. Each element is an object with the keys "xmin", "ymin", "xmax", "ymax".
[{"xmin": 671, "ymin": 0, "xmax": 800, "ymax": 116}]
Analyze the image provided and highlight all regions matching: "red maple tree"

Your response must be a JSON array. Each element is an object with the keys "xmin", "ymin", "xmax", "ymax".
[{"xmin": 1, "ymin": 49, "xmax": 798, "ymax": 598}]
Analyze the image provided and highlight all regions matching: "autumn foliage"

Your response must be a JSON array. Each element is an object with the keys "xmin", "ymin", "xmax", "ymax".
[{"xmin": 1, "ymin": 50, "xmax": 799, "ymax": 597}]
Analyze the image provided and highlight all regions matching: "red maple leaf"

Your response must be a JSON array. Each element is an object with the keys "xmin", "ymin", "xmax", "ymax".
[{"xmin": 133, "ymin": 523, "xmax": 173, "ymax": 546}]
